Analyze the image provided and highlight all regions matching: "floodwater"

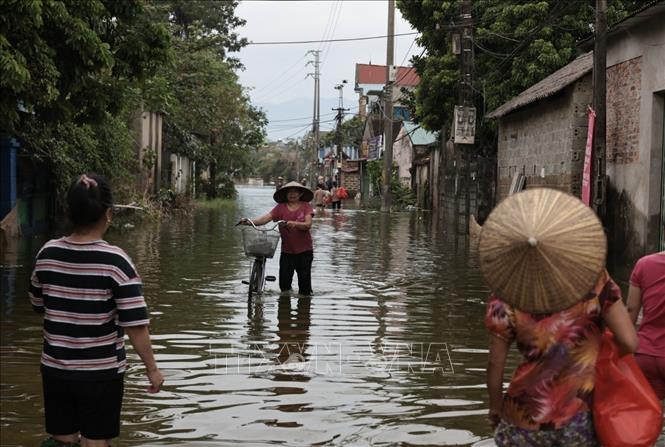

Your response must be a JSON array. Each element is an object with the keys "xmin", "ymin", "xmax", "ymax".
[{"xmin": 1, "ymin": 186, "xmax": 511, "ymax": 446}]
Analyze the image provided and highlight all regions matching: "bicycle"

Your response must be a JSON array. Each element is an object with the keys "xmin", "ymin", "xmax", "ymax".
[{"xmin": 237, "ymin": 218, "xmax": 284, "ymax": 299}]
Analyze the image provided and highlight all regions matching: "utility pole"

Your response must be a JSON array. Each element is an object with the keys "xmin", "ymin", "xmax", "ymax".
[
  {"xmin": 381, "ymin": 0, "xmax": 395, "ymax": 212},
  {"xmin": 592, "ymin": 0, "xmax": 607, "ymax": 219},
  {"xmin": 295, "ymin": 139, "xmax": 300, "ymax": 180},
  {"xmin": 334, "ymin": 81, "xmax": 349, "ymax": 187},
  {"xmin": 453, "ymin": 0, "xmax": 474, "ymax": 235},
  {"xmin": 307, "ymin": 50, "xmax": 321, "ymax": 186}
]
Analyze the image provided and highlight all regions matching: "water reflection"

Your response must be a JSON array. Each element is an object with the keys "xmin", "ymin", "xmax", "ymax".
[{"xmin": 2, "ymin": 186, "xmax": 499, "ymax": 446}]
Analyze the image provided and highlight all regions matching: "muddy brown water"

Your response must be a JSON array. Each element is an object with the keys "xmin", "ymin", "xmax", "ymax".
[{"xmin": 1, "ymin": 186, "xmax": 511, "ymax": 446}]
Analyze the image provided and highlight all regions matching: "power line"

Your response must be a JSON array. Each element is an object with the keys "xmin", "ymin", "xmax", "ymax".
[
  {"xmin": 317, "ymin": 1, "xmax": 338, "ymax": 53},
  {"xmin": 268, "ymin": 117, "xmax": 338, "ymax": 130},
  {"xmin": 252, "ymin": 53, "xmax": 308, "ymax": 94},
  {"xmin": 398, "ymin": 36, "xmax": 418, "ymax": 67},
  {"xmin": 268, "ymin": 111, "xmax": 336, "ymax": 123},
  {"xmin": 321, "ymin": 1, "xmax": 344, "ymax": 67},
  {"xmin": 247, "ymin": 32, "xmax": 418, "ymax": 46}
]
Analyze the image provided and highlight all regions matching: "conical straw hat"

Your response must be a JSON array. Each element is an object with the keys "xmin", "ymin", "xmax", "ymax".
[
  {"xmin": 479, "ymin": 188, "xmax": 606, "ymax": 313},
  {"xmin": 273, "ymin": 181, "xmax": 314, "ymax": 203}
]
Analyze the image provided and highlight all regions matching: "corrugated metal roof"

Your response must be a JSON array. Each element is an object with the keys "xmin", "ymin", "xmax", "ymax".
[
  {"xmin": 487, "ymin": 52, "xmax": 592, "ymax": 119},
  {"xmin": 403, "ymin": 121, "xmax": 438, "ymax": 146}
]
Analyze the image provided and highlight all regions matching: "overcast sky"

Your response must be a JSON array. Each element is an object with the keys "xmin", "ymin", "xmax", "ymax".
[{"xmin": 232, "ymin": 0, "xmax": 421, "ymax": 140}]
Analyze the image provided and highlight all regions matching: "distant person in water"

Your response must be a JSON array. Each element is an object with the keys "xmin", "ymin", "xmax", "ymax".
[
  {"xmin": 330, "ymin": 181, "xmax": 341, "ymax": 211},
  {"xmin": 241, "ymin": 181, "xmax": 315, "ymax": 295},
  {"xmin": 275, "ymin": 176, "xmax": 284, "ymax": 191},
  {"xmin": 313, "ymin": 183, "xmax": 326, "ymax": 212},
  {"xmin": 30, "ymin": 173, "xmax": 163, "ymax": 447}
]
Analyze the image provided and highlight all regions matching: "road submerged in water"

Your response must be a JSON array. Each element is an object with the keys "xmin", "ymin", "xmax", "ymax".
[{"xmin": 2, "ymin": 185, "xmax": 508, "ymax": 446}]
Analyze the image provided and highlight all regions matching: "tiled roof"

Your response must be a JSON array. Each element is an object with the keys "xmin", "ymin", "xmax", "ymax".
[
  {"xmin": 355, "ymin": 63, "xmax": 419, "ymax": 87},
  {"xmin": 487, "ymin": 52, "xmax": 593, "ymax": 119}
]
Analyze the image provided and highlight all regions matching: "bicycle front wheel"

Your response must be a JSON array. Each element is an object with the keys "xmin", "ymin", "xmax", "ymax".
[{"xmin": 248, "ymin": 258, "xmax": 265, "ymax": 300}]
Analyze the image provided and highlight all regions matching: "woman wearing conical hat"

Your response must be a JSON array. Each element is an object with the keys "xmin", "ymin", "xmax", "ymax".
[
  {"xmin": 242, "ymin": 182, "xmax": 315, "ymax": 295},
  {"xmin": 480, "ymin": 188, "xmax": 638, "ymax": 445}
]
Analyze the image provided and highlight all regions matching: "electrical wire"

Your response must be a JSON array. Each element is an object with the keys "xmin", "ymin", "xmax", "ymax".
[
  {"xmin": 320, "ymin": 1, "xmax": 343, "ymax": 68},
  {"xmin": 252, "ymin": 53, "xmax": 309, "ymax": 95},
  {"xmin": 268, "ymin": 110, "xmax": 339, "ymax": 123},
  {"xmin": 247, "ymin": 32, "xmax": 418, "ymax": 45}
]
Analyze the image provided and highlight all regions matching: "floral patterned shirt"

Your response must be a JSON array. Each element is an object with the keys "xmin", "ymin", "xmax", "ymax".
[{"xmin": 484, "ymin": 271, "xmax": 620, "ymax": 430}]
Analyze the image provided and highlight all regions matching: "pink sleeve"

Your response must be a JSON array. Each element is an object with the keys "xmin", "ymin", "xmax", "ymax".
[
  {"xmin": 270, "ymin": 204, "xmax": 282, "ymax": 222},
  {"xmin": 305, "ymin": 203, "xmax": 314, "ymax": 216},
  {"xmin": 630, "ymin": 258, "xmax": 644, "ymax": 287},
  {"xmin": 484, "ymin": 295, "xmax": 516, "ymax": 342}
]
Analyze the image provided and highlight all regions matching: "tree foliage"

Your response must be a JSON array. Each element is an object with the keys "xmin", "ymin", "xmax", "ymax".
[
  {"xmin": 397, "ymin": 0, "xmax": 642, "ymax": 152},
  {"xmin": 0, "ymin": 0, "xmax": 171, "ymax": 197},
  {"xmin": 154, "ymin": 1, "xmax": 267, "ymax": 198},
  {"xmin": 1, "ymin": 0, "xmax": 266, "ymax": 202},
  {"xmin": 255, "ymin": 141, "xmax": 301, "ymax": 184},
  {"xmin": 321, "ymin": 115, "xmax": 365, "ymax": 149}
]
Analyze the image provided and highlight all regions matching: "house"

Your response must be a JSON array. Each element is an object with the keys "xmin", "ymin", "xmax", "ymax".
[
  {"xmin": 488, "ymin": 1, "xmax": 665, "ymax": 265},
  {"xmin": 486, "ymin": 52, "xmax": 594, "ymax": 198},
  {"xmin": 354, "ymin": 63, "xmax": 419, "ymax": 120},
  {"xmin": 403, "ymin": 122, "xmax": 439, "ymax": 208}
]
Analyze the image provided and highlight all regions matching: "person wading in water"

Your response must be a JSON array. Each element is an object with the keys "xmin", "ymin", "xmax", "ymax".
[{"xmin": 241, "ymin": 181, "xmax": 315, "ymax": 295}]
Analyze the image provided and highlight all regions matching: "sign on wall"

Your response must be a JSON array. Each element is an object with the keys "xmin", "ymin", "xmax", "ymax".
[{"xmin": 454, "ymin": 106, "xmax": 476, "ymax": 144}]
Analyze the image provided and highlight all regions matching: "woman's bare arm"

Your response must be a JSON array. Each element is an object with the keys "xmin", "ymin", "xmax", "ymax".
[
  {"xmin": 605, "ymin": 300, "xmax": 639, "ymax": 355},
  {"xmin": 625, "ymin": 285, "xmax": 642, "ymax": 325},
  {"xmin": 286, "ymin": 214, "xmax": 312, "ymax": 231},
  {"xmin": 248, "ymin": 212, "xmax": 273, "ymax": 226},
  {"xmin": 487, "ymin": 334, "xmax": 510, "ymax": 427},
  {"xmin": 125, "ymin": 325, "xmax": 163, "ymax": 393}
]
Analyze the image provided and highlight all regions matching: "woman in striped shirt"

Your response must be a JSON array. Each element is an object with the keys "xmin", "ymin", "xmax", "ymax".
[{"xmin": 30, "ymin": 174, "xmax": 163, "ymax": 447}]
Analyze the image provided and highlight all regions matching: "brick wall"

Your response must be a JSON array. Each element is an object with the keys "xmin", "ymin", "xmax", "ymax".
[
  {"xmin": 606, "ymin": 56, "xmax": 642, "ymax": 165},
  {"xmin": 496, "ymin": 77, "xmax": 592, "ymax": 199},
  {"xmin": 341, "ymin": 168, "xmax": 360, "ymax": 195}
]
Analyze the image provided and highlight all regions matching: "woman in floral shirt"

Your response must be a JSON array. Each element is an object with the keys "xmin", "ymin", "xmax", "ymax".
[{"xmin": 485, "ymin": 270, "xmax": 638, "ymax": 445}]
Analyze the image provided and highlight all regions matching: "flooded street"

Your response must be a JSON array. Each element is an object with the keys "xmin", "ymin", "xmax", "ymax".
[{"xmin": 1, "ymin": 186, "xmax": 507, "ymax": 446}]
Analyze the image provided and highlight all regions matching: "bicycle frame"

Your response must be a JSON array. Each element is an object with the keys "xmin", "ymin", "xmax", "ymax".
[{"xmin": 240, "ymin": 219, "xmax": 285, "ymax": 299}]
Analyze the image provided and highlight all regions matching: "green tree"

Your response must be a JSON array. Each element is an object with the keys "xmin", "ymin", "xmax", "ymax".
[
  {"xmin": 155, "ymin": 1, "xmax": 266, "ymax": 198},
  {"xmin": 1, "ymin": 0, "xmax": 171, "ymax": 197},
  {"xmin": 322, "ymin": 115, "xmax": 365, "ymax": 149}
]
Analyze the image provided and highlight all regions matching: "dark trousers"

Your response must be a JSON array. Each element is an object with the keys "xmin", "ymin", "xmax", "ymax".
[
  {"xmin": 331, "ymin": 200, "xmax": 341, "ymax": 210},
  {"xmin": 279, "ymin": 250, "xmax": 313, "ymax": 295}
]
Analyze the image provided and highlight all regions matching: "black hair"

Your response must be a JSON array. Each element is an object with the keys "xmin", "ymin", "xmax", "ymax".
[
  {"xmin": 332, "ymin": 181, "xmax": 338, "ymax": 187},
  {"xmin": 67, "ymin": 173, "xmax": 113, "ymax": 229}
]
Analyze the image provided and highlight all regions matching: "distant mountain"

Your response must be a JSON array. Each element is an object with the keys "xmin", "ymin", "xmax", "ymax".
[{"xmin": 256, "ymin": 96, "xmax": 357, "ymax": 141}]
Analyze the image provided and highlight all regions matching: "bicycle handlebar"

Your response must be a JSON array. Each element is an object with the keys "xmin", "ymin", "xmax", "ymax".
[{"xmin": 237, "ymin": 218, "xmax": 286, "ymax": 231}]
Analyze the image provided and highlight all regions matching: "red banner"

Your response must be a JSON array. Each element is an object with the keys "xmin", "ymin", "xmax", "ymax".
[{"xmin": 582, "ymin": 107, "xmax": 596, "ymax": 206}]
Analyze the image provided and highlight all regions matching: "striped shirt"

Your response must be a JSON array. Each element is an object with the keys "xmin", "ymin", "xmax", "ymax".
[{"xmin": 29, "ymin": 238, "xmax": 149, "ymax": 380}]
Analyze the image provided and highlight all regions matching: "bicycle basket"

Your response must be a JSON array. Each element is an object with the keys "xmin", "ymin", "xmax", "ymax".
[{"xmin": 241, "ymin": 227, "xmax": 280, "ymax": 258}]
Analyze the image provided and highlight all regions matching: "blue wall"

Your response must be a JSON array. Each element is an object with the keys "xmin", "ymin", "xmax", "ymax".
[{"xmin": 0, "ymin": 137, "xmax": 18, "ymax": 220}]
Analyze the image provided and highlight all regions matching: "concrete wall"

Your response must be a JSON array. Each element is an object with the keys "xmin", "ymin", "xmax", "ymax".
[
  {"xmin": 134, "ymin": 110, "xmax": 163, "ymax": 196},
  {"xmin": 496, "ymin": 77, "xmax": 592, "ymax": 199},
  {"xmin": 169, "ymin": 154, "xmax": 192, "ymax": 194},
  {"xmin": 393, "ymin": 125, "xmax": 413, "ymax": 188},
  {"xmin": 604, "ymin": 13, "xmax": 665, "ymax": 262}
]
